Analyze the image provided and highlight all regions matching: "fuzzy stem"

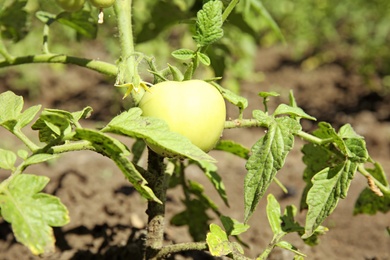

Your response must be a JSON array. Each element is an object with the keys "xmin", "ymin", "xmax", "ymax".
[
  {"xmin": 0, "ymin": 54, "xmax": 118, "ymax": 76},
  {"xmin": 144, "ymin": 149, "xmax": 168, "ymax": 259}
]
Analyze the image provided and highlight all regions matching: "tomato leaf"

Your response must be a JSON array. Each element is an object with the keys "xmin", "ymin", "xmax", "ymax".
[
  {"xmin": 0, "ymin": 148, "xmax": 17, "ymax": 170},
  {"xmin": 302, "ymin": 160, "xmax": 358, "ymax": 238},
  {"xmin": 197, "ymin": 52, "xmax": 211, "ymax": 66},
  {"xmin": 193, "ymin": 160, "xmax": 229, "ymax": 207},
  {"xmin": 266, "ymin": 194, "xmax": 283, "ymax": 235},
  {"xmin": 24, "ymin": 154, "xmax": 59, "ymax": 167},
  {"xmin": 73, "ymin": 128, "xmax": 161, "ymax": 204},
  {"xmin": 276, "ymin": 241, "xmax": 306, "ymax": 257},
  {"xmin": 56, "ymin": 10, "xmax": 98, "ymax": 39},
  {"xmin": 171, "ymin": 49, "xmax": 195, "ymax": 60},
  {"xmin": 102, "ymin": 107, "xmax": 217, "ymax": 163},
  {"xmin": 274, "ymin": 104, "xmax": 316, "ymax": 121},
  {"xmin": 0, "ymin": 174, "xmax": 69, "ymax": 255},
  {"xmin": 167, "ymin": 64, "xmax": 184, "ymax": 81},
  {"xmin": 212, "ymin": 82, "xmax": 248, "ymax": 111},
  {"xmin": 0, "ymin": 91, "xmax": 23, "ymax": 131},
  {"xmin": 193, "ymin": 0, "xmax": 224, "ymax": 46},
  {"xmin": 206, "ymin": 224, "xmax": 232, "ymax": 256},
  {"xmin": 214, "ymin": 140, "xmax": 250, "ymax": 159},
  {"xmin": 244, "ymin": 117, "xmax": 299, "ymax": 222},
  {"xmin": 220, "ymin": 215, "xmax": 250, "ymax": 236}
]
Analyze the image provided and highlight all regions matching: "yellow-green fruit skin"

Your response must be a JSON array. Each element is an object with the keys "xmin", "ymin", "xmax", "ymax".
[
  {"xmin": 56, "ymin": 0, "xmax": 85, "ymax": 12},
  {"xmin": 139, "ymin": 80, "xmax": 226, "ymax": 153},
  {"xmin": 89, "ymin": 0, "xmax": 115, "ymax": 8}
]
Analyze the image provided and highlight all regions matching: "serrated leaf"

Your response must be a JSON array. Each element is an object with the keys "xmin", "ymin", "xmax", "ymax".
[
  {"xmin": 171, "ymin": 49, "xmax": 195, "ymax": 60},
  {"xmin": 31, "ymin": 111, "xmax": 72, "ymax": 143},
  {"xmin": 17, "ymin": 105, "xmax": 41, "ymax": 129},
  {"xmin": 214, "ymin": 140, "xmax": 250, "ymax": 159},
  {"xmin": 193, "ymin": 0, "xmax": 224, "ymax": 46},
  {"xmin": 0, "ymin": 0, "xmax": 29, "ymax": 42},
  {"xmin": 274, "ymin": 104, "xmax": 316, "ymax": 121},
  {"xmin": 56, "ymin": 10, "xmax": 97, "ymax": 39},
  {"xmin": 244, "ymin": 117, "xmax": 299, "ymax": 222},
  {"xmin": 212, "ymin": 82, "xmax": 248, "ymax": 111},
  {"xmin": 197, "ymin": 52, "xmax": 211, "ymax": 66},
  {"xmin": 0, "ymin": 148, "xmax": 17, "ymax": 170},
  {"xmin": 266, "ymin": 194, "xmax": 283, "ymax": 235},
  {"xmin": 73, "ymin": 129, "xmax": 160, "ymax": 203},
  {"xmin": 102, "ymin": 108, "xmax": 216, "ymax": 163},
  {"xmin": 194, "ymin": 160, "xmax": 229, "ymax": 207},
  {"xmin": 24, "ymin": 154, "xmax": 59, "ymax": 166},
  {"xmin": 0, "ymin": 174, "xmax": 69, "ymax": 255},
  {"xmin": 220, "ymin": 215, "xmax": 250, "ymax": 236},
  {"xmin": 0, "ymin": 91, "xmax": 24, "ymax": 130},
  {"xmin": 303, "ymin": 160, "xmax": 357, "ymax": 238},
  {"xmin": 206, "ymin": 223, "xmax": 232, "ymax": 256}
]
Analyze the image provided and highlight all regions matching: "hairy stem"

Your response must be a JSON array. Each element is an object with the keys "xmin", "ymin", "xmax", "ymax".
[
  {"xmin": 0, "ymin": 54, "xmax": 118, "ymax": 76},
  {"xmin": 156, "ymin": 242, "xmax": 208, "ymax": 259},
  {"xmin": 144, "ymin": 149, "xmax": 168, "ymax": 259}
]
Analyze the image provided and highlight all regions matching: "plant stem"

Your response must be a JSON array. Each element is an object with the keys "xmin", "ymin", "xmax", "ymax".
[
  {"xmin": 156, "ymin": 242, "xmax": 208, "ymax": 259},
  {"xmin": 114, "ymin": 0, "xmax": 144, "ymax": 106},
  {"xmin": 224, "ymin": 118, "xmax": 265, "ymax": 129},
  {"xmin": 222, "ymin": 0, "xmax": 240, "ymax": 22},
  {"xmin": 144, "ymin": 149, "xmax": 168, "ymax": 259},
  {"xmin": 358, "ymin": 164, "xmax": 390, "ymax": 195},
  {"xmin": 0, "ymin": 54, "xmax": 118, "ymax": 76}
]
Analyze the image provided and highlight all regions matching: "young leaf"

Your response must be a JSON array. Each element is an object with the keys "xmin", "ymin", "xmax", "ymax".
[
  {"xmin": 0, "ymin": 91, "xmax": 24, "ymax": 131},
  {"xmin": 197, "ymin": 52, "xmax": 211, "ymax": 66},
  {"xmin": 167, "ymin": 64, "xmax": 184, "ymax": 81},
  {"xmin": 212, "ymin": 82, "xmax": 248, "ymax": 111},
  {"xmin": 303, "ymin": 160, "xmax": 358, "ymax": 238},
  {"xmin": 102, "ymin": 107, "xmax": 216, "ymax": 163},
  {"xmin": 0, "ymin": 148, "xmax": 17, "ymax": 170},
  {"xmin": 214, "ymin": 140, "xmax": 250, "ymax": 159},
  {"xmin": 24, "ymin": 154, "xmax": 59, "ymax": 167},
  {"xmin": 220, "ymin": 215, "xmax": 250, "ymax": 236},
  {"xmin": 0, "ymin": 174, "xmax": 69, "ymax": 255},
  {"xmin": 31, "ymin": 111, "xmax": 72, "ymax": 143},
  {"xmin": 274, "ymin": 104, "xmax": 316, "ymax": 121},
  {"xmin": 354, "ymin": 188, "xmax": 390, "ymax": 215},
  {"xmin": 171, "ymin": 49, "xmax": 195, "ymax": 60},
  {"xmin": 276, "ymin": 241, "xmax": 306, "ymax": 257},
  {"xmin": 194, "ymin": 160, "xmax": 229, "ymax": 207},
  {"xmin": 206, "ymin": 223, "xmax": 232, "ymax": 256},
  {"xmin": 244, "ymin": 117, "xmax": 300, "ymax": 222},
  {"xmin": 73, "ymin": 129, "xmax": 161, "ymax": 203},
  {"xmin": 266, "ymin": 194, "xmax": 283, "ymax": 235},
  {"xmin": 17, "ymin": 105, "xmax": 42, "ymax": 129},
  {"xmin": 193, "ymin": 0, "xmax": 224, "ymax": 46}
]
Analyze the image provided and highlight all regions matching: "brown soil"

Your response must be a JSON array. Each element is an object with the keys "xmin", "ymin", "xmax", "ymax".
[{"xmin": 0, "ymin": 46, "xmax": 389, "ymax": 260}]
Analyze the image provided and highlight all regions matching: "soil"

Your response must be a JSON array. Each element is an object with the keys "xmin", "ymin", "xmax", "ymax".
[{"xmin": 0, "ymin": 45, "xmax": 389, "ymax": 260}]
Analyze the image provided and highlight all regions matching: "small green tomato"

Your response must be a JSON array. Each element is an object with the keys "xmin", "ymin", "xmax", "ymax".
[
  {"xmin": 56, "ymin": 0, "xmax": 85, "ymax": 12},
  {"xmin": 89, "ymin": 0, "xmax": 115, "ymax": 8},
  {"xmin": 139, "ymin": 80, "xmax": 226, "ymax": 156}
]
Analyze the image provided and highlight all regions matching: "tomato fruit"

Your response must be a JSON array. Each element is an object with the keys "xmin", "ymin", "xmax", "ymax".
[
  {"xmin": 89, "ymin": 0, "xmax": 115, "ymax": 8},
  {"xmin": 56, "ymin": 0, "xmax": 85, "ymax": 12},
  {"xmin": 139, "ymin": 80, "xmax": 226, "ymax": 154}
]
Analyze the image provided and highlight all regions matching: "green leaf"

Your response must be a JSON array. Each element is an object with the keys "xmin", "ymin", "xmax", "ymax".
[
  {"xmin": 303, "ymin": 160, "xmax": 357, "ymax": 238},
  {"xmin": 73, "ymin": 129, "xmax": 161, "ymax": 203},
  {"xmin": 31, "ymin": 111, "xmax": 72, "ymax": 143},
  {"xmin": 56, "ymin": 10, "xmax": 98, "ymax": 39},
  {"xmin": 71, "ymin": 106, "xmax": 93, "ymax": 121},
  {"xmin": 276, "ymin": 241, "xmax": 306, "ymax": 257},
  {"xmin": 258, "ymin": 91, "xmax": 279, "ymax": 98},
  {"xmin": 206, "ymin": 223, "xmax": 232, "ymax": 256},
  {"xmin": 280, "ymin": 205, "xmax": 303, "ymax": 233},
  {"xmin": 274, "ymin": 104, "xmax": 316, "ymax": 121},
  {"xmin": 194, "ymin": 160, "xmax": 229, "ymax": 207},
  {"xmin": 244, "ymin": 117, "xmax": 300, "ymax": 222},
  {"xmin": 24, "ymin": 154, "xmax": 59, "ymax": 166},
  {"xmin": 102, "ymin": 108, "xmax": 216, "ymax": 163},
  {"xmin": 131, "ymin": 139, "xmax": 146, "ymax": 165},
  {"xmin": 193, "ymin": 0, "xmax": 224, "ymax": 46},
  {"xmin": 171, "ymin": 49, "xmax": 195, "ymax": 60},
  {"xmin": 212, "ymin": 82, "xmax": 248, "ymax": 111},
  {"xmin": 0, "ymin": 174, "xmax": 69, "ymax": 255},
  {"xmin": 0, "ymin": 91, "xmax": 23, "ymax": 131},
  {"xmin": 187, "ymin": 180, "xmax": 220, "ymax": 214},
  {"xmin": 197, "ymin": 52, "xmax": 211, "ymax": 66},
  {"xmin": 0, "ymin": 0, "xmax": 29, "ymax": 42},
  {"xmin": 220, "ymin": 215, "xmax": 250, "ymax": 236},
  {"xmin": 0, "ymin": 148, "xmax": 17, "ymax": 170},
  {"xmin": 17, "ymin": 105, "xmax": 42, "ymax": 129},
  {"xmin": 214, "ymin": 140, "xmax": 250, "ymax": 159},
  {"xmin": 354, "ymin": 188, "xmax": 390, "ymax": 215},
  {"xmin": 266, "ymin": 194, "xmax": 283, "ymax": 235}
]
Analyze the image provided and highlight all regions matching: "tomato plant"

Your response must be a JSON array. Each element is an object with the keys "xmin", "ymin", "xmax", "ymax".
[
  {"xmin": 0, "ymin": 0, "xmax": 389, "ymax": 259},
  {"xmin": 55, "ymin": 0, "xmax": 86, "ymax": 12},
  {"xmin": 139, "ymin": 80, "xmax": 226, "ymax": 154}
]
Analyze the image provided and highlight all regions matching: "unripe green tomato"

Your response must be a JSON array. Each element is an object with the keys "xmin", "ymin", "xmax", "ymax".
[
  {"xmin": 139, "ymin": 80, "xmax": 226, "ymax": 155},
  {"xmin": 56, "ymin": 0, "xmax": 85, "ymax": 12},
  {"xmin": 89, "ymin": 0, "xmax": 115, "ymax": 8}
]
